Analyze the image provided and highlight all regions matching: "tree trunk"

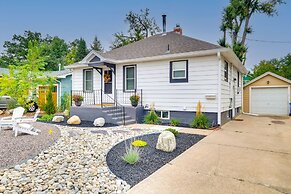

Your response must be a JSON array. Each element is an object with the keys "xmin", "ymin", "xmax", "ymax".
[{"xmin": 241, "ymin": 15, "xmax": 251, "ymax": 46}]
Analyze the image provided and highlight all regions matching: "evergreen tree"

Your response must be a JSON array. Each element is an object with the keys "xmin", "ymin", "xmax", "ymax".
[
  {"xmin": 91, "ymin": 36, "xmax": 104, "ymax": 52},
  {"xmin": 75, "ymin": 38, "xmax": 89, "ymax": 62},
  {"xmin": 44, "ymin": 84, "xmax": 56, "ymax": 115}
]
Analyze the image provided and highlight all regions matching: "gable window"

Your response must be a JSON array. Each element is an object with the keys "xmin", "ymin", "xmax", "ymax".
[
  {"xmin": 84, "ymin": 69, "xmax": 93, "ymax": 91},
  {"xmin": 224, "ymin": 61, "xmax": 229, "ymax": 82},
  {"xmin": 124, "ymin": 65, "xmax": 136, "ymax": 91},
  {"xmin": 170, "ymin": 60, "xmax": 188, "ymax": 83}
]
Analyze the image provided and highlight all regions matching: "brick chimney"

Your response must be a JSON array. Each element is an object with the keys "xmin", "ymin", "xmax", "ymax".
[{"xmin": 173, "ymin": 24, "xmax": 182, "ymax": 35}]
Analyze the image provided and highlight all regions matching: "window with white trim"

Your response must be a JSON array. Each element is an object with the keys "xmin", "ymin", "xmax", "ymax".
[
  {"xmin": 170, "ymin": 60, "xmax": 188, "ymax": 83},
  {"xmin": 84, "ymin": 69, "xmax": 93, "ymax": 91},
  {"xmin": 125, "ymin": 66, "xmax": 136, "ymax": 91},
  {"xmin": 156, "ymin": 110, "xmax": 170, "ymax": 120},
  {"xmin": 224, "ymin": 61, "xmax": 229, "ymax": 82}
]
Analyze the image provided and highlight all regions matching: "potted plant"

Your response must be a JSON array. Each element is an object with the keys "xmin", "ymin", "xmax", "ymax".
[
  {"xmin": 72, "ymin": 95, "xmax": 84, "ymax": 106},
  {"xmin": 130, "ymin": 94, "xmax": 140, "ymax": 107}
]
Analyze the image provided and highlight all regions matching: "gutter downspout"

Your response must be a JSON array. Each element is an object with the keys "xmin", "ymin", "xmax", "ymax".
[
  {"xmin": 217, "ymin": 52, "xmax": 222, "ymax": 126},
  {"xmin": 56, "ymin": 79, "xmax": 62, "ymax": 107}
]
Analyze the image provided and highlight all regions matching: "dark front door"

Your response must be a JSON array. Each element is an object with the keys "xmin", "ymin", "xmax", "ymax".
[{"xmin": 104, "ymin": 70, "xmax": 112, "ymax": 94}]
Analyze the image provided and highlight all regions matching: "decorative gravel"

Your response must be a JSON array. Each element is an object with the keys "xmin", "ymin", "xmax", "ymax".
[
  {"xmin": 0, "ymin": 122, "xmax": 60, "ymax": 169},
  {"xmin": 0, "ymin": 125, "xmax": 164, "ymax": 193},
  {"xmin": 106, "ymin": 133, "xmax": 205, "ymax": 186}
]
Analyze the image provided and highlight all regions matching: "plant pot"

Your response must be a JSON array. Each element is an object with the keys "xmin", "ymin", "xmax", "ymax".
[
  {"xmin": 131, "ymin": 101, "xmax": 138, "ymax": 107},
  {"xmin": 74, "ymin": 101, "xmax": 82, "ymax": 107}
]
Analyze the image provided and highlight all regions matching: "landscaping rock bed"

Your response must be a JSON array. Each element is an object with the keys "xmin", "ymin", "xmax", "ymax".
[
  {"xmin": 0, "ymin": 122, "xmax": 60, "ymax": 169},
  {"xmin": 39, "ymin": 118, "xmax": 117, "ymax": 128},
  {"xmin": 106, "ymin": 132, "xmax": 205, "ymax": 186}
]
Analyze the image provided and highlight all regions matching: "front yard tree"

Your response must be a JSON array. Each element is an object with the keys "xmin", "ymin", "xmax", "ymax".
[
  {"xmin": 0, "ymin": 41, "xmax": 48, "ymax": 106},
  {"xmin": 91, "ymin": 36, "xmax": 104, "ymax": 52},
  {"xmin": 0, "ymin": 30, "xmax": 71, "ymax": 70},
  {"xmin": 218, "ymin": 0, "xmax": 285, "ymax": 64},
  {"xmin": 75, "ymin": 38, "xmax": 89, "ymax": 62},
  {"xmin": 111, "ymin": 8, "xmax": 161, "ymax": 49},
  {"xmin": 42, "ymin": 36, "xmax": 68, "ymax": 70},
  {"xmin": 249, "ymin": 53, "xmax": 291, "ymax": 80}
]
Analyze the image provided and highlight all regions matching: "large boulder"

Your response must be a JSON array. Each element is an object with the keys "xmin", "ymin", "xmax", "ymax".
[
  {"xmin": 52, "ymin": 116, "xmax": 64, "ymax": 123},
  {"xmin": 93, "ymin": 117, "xmax": 105, "ymax": 127},
  {"xmin": 67, "ymin": 115, "xmax": 81, "ymax": 125},
  {"xmin": 0, "ymin": 110, "xmax": 4, "ymax": 115},
  {"xmin": 156, "ymin": 131, "xmax": 176, "ymax": 152}
]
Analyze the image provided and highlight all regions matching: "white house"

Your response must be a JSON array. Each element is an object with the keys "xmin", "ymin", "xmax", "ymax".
[{"xmin": 67, "ymin": 29, "xmax": 247, "ymax": 126}]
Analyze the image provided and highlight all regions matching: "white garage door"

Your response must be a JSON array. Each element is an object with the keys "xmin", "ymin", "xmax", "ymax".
[{"xmin": 251, "ymin": 87, "xmax": 289, "ymax": 115}]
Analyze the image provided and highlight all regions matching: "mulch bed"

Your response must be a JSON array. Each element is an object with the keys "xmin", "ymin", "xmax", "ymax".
[
  {"xmin": 106, "ymin": 132, "xmax": 205, "ymax": 186},
  {"xmin": 0, "ymin": 122, "xmax": 60, "ymax": 169}
]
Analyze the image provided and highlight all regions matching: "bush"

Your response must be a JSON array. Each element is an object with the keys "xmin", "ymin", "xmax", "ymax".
[
  {"xmin": 72, "ymin": 95, "xmax": 83, "ymax": 102},
  {"xmin": 122, "ymin": 146, "xmax": 140, "ymax": 165},
  {"xmin": 44, "ymin": 86, "xmax": 56, "ymax": 115},
  {"xmin": 144, "ymin": 110, "xmax": 161, "ymax": 124},
  {"xmin": 60, "ymin": 93, "xmax": 71, "ymax": 112},
  {"xmin": 7, "ymin": 98, "xmax": 17, "ymax": 110},
  {"xmin": 132, "ymin": 140, "xmax": 147, "ymax": 147},
  {"xmin": 38, "ymin": 114, "xmax": 54, "ymax": 121},
  {"xmin": 165, "ymin": 128, "xmax": 179, "ymax": 137},
  {"xmin": 191, "ymin": 114, "xmax": 209, "ymax": 129},
  {"xmin": 170, "ymin": 118, "xmax": 180, "ymax": 126}
]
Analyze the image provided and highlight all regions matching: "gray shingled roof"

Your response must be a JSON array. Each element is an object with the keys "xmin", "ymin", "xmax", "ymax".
[
  {"xmin": 44, "ymin": 69, "xmax": 72, "ymax": 78},
  {"xmin": 101, "ymin": 32, "xmax": 221, "ymax": 60}
]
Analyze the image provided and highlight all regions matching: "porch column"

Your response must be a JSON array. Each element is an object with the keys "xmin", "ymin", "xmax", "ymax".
[{"xmin": 93, "ymin": 67, "xmax": 103, "ymax": 107}]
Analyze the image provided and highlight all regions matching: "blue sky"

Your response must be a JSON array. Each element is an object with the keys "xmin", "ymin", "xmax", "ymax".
[{"xmin": 0, "ymin": 0, "xmax": 290, "ymax": 70}]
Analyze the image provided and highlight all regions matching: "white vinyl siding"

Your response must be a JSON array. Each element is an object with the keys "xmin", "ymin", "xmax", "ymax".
[
  {"xmin": 116, "ymin": 55, "xmax": 219, "ymax": 112},
  {"xmin": 220, "ymin": 58, "xmax": 243, "ymax": 112},
  {"xmin": 72, "ymin": 68, "xmax": 101, "ymax": 91}
]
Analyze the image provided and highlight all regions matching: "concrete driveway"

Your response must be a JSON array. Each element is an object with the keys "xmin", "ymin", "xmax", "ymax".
[{"xmin": 127, "ymin": 115, "xmax": 291, "ymax": 194}]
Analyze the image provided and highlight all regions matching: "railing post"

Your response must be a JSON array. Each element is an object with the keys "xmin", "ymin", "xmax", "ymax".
[
  {"xmin": 140, "ymin": 89, "xmax": 143, "ymax": 107},
  {"xmin": 100, "ymin": 89, "xmax": 103, "ymax": 108},
  {"xmin": 70, "ymin": 90, "xmax": 73, "ymax": 106},
  {"xmin": 123, "ymin": 106, "xmax": 125, "ymax": 126},
  {"xmin": 93, "ymin": 90, "xmax": 96, "ymax": 105}
]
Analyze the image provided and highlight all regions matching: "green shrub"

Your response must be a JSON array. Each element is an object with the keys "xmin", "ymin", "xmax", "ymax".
[
  {"xmin": 122, "ymin": 146, "xmax": 140, "ymax": 165},
  {"xmin": 144, "ymin": 110, "xmax": 161, "ymax": 124},
  {"xmin": 165, "ymin": 128, "xmax": 179, "ymax": 137},
  {"xmin": 132, "ymin": 140, "xmax": 147, "ymax": 147},
  {"xmin": 38, "ymin": 114, "xmax": 54, "ymax": 121},
  {"xmin": 44, "ymin": 86, "xmax": 56, "ymax": 115},
  {"xmin": 60, "ymin": 93, "xmax": 71, "ymax": 112},
  {"xmin": 7, "ymin": 98, "xmax": 17, "ymax": 110},
  {"xmin": 191, "ymin": 114, "xmax": 209, "ymax": 129},
  {"xmin": 170, "ymin": 118, "xmax": 180, "ymax": 126}
]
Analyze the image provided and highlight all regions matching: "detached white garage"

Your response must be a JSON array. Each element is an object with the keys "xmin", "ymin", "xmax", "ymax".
[{"xmin": 244, "ymin": 72, "xmax": 291, "ymax": 116}]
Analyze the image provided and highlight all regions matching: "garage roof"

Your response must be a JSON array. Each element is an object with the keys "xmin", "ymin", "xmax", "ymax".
[{"xmin": 244, "ymin": 72, "xmax": 291, "ymax": 87}]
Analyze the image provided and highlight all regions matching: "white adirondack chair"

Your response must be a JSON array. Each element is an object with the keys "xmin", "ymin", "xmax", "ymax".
[
  {"xmin": 0, "ymin": 107, "xmax": 25, "ymax": 130},
  {"xmin": 18, "ymin": 109, "xmax": 40, "ymax": 123},
  {"xmin": 13, "ymin": 122, "xmax": 41, "ymax": 137}
]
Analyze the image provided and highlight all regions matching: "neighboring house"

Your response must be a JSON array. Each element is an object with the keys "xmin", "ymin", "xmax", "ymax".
[
  {"xmin": 39, "ymin": 69, "xmax": 72, "ymax": 108},
  {"xmin": 0, "ymin": 67, "xmax": 72, "ymax": 109},
  {"xmin": 243, "ymin": 72, "xmax": 291, "ymax": 116},
  {"xmin": 67, "ymin": 29, "xmax": 247, "ymax": 126}
]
